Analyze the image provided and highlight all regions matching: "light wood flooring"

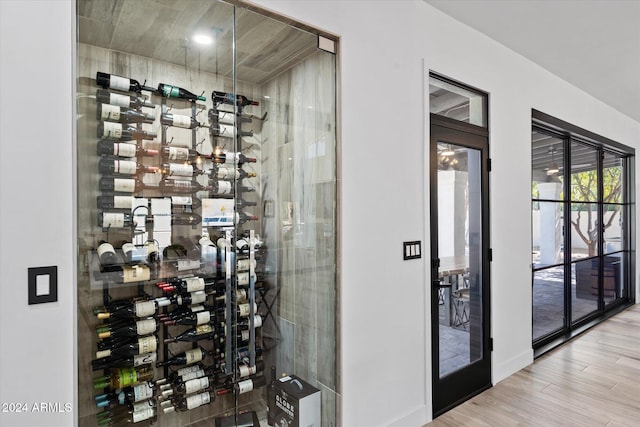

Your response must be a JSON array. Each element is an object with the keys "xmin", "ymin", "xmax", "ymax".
[{"xmin": 428, "ymin": 304, "xmax": 640, "ymax": 426}]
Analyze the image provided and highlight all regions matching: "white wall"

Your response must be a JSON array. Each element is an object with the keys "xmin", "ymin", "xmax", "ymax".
[
  {"xmin": 0, "ymin": 1, "xmax": 75, "ymax": 427},
  {"xmin": 1, "ymin": 1, "xmax": 639, "ymax": 427}
]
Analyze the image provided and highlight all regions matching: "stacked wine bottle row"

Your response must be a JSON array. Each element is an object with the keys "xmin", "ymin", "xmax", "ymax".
[{"xmin": 89, "ymin": 71, "xmax": 267, "ymax": 425}]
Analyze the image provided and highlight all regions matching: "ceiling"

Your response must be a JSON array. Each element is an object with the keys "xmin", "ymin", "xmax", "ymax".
[
  {"xmin": 425, "ymin": 0, "xmax": 640, "ymax": 123},
  {"xmin": 78, "ymin": 0, "xmax": 317, "ymax": 85}
]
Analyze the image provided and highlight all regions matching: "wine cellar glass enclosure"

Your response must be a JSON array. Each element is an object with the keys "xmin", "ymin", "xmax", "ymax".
[{"xmin": 76, "ymin": 1, "xmax": 339, "ymax": 426}]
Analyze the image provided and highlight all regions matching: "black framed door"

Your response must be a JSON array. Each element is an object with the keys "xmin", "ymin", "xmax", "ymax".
[{"xmin": 430, "ymin": 115, "xmax": 491, "ymax": 416}]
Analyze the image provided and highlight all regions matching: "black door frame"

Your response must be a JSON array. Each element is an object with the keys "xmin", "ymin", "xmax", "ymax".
[{"xmin": 430, "ymin": 114, "xmax": 492, "ymax": 417}]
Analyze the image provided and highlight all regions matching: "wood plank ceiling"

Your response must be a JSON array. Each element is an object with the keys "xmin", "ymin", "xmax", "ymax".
[{"xmin": 77, "ymin": 0, "xmax": 318, "ymax": 85}]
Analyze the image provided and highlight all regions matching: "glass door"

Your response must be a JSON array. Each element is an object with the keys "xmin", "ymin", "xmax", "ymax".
[{"xmin": 430, "ymin": 117, "xmax": 491, "ymax": 416}]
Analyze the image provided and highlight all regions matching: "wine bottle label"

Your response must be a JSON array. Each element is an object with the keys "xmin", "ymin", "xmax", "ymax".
[
  {"xmin": 236, "ymin": 289, "xmax": 247, "ymax": 301},
  {"xmin": 135, "ymin": 319, "xmax": 157, "ymax": 335},
  {"xmin": 165, "ymin": 86, "xmax": 180, "ymax": 98},
  {"xmin": 101, "ymin": 213, "xmax": 125, "ymax": 228},
  {"xmin": 95, "ymin": 349, "xmax": 111, "ymax": 359},
  {"xmin": 172, "ymin": 114, "xmax": 193, "ymax": 129},
  {"xmin": 109, "ymin": 75, "xmax": 131, "ymax": 92},
  {"xmin": 134, "ymin": 301, "xmax": 156, "ymax": 317},
  {"xmin": 171, "ymin": 196, "xmax": 192, "ymax": 205},
  {"xmin": 131, "ymin": 382, "xmax": 154, "ymax": 401},
  {"xmin": 131, "ymin": 399, "xmax": 155, "ymax": 413},
  {"xmin": 238, "ymin": 303, "xmax": 251, "ymax": 317},
  {"xmin": 176, "ymin": 365, "xmax": 200, "ymax": 377},
  {"xmin": 236, "ymin": 239, "xmax": 249, "ymax": 251},
  {"xmin": 184, "ymin": 377, "xmax": 209, "ymax": 394},
  {"xmin": 190, "ymin": 304, "xmax": 205, "ymax": 312},
  {"xmin": 238, "ymin": 272, "xmax": 255, "ymax": 286},
  {"xmin": 176, "ymin": 259, "xmax": 200, "ymax": 271},
  {"xmin": 185, "ymin": 392, "xmax": 210, "ymax": 410},
  {"xmin": 102, "ymin": 121, "xmax": 123, "ymax": 139},
  {"xmin": 254, "ymin": 315, "xmax": 263, "ymax": 328},
  {"xmin": 109, "ymin": 92, "xmax": 131, "ymax": 108},
  {"xmin": 114, "ymin": 142, "xmax": 137, "ymax": 158},
  {"xmin": 217, "ymin": 111, "xmax": 235, "ymax": 125},
  {"xmin": 195, "ymin": 311, "xmax": 210, "ymax": 325},
  {"xmin": 137, "ymin": 336, "xmax": 157, "ymax": 354},
  {"xmin": 96, "ymin": 242, "xmax": 115, "ymax": 259},
  {"xmin": 241, "ymin": 330, "xmax": 250, "ymax": 342},
  {"xmin": 185, "ymin": 348, "xmax": 203, "ymax": 364},
  {"xmin": 118, "ymin": 367, "xmax": 138, "ymax": 387},
  {"xmin": 131, "ymin": 407, "xmax": 155, "ymax": 423},
  {"xmin": 190, "ymin": 291, "xmax": 207, "ymax": 305},
  {"xmin": 145, "ymin": 242, "xmax": 158, "ymax": 260},
  {"xmin": 168, "ymin": 163, "xmax": 194, "ymax": 176},
  {"xmin": 216, "ymin": 180, "xmax": 233, "ymax": 194},
  {"xmin": 133, "ymin": 352, "xmax": 157, "ymax": 367},
  {"xmin": 217, "ymin": 124, "xmax": 235, "ymax": 138},
  {"xmin": 100, "ymin": 103, "xmax": 121, "ymax": 121},
  {"xmin": 166, "ymin": 147, "xmax": 189, "ymax": 160},
  {"xmin": 114, "ymin": 159, "xmax": 137, "ymax": 175},
  {"xmin": 112, "ymin": 195, "xmax": 133, "ymax": 209},
  {"xmin": 113, "ymin": 178, "xmax": 136, "ymax": 193},
  {"xmin": 215, "ymin": 168, "xmax": 237, "ymax": 179},
  {"xmin": 237, "ymin": 378, "xmax": 253, "ymax": 394},
  {"xmin": 180, "ymin": 369, "xmax": 205, "ymax": 382},
  {"xmin": 236, "ymin": 259, "xmax": 256, "ymax": 271},
  {"xmin": 185, "ymin": 277, "xmax": 205, "ymax": 292},
  {"xmin": 238, "ymin": 364, "xmax": 256, "ymax": 378},
  {"xmin": 123, "ymin": 265, "xmax": 151, "ymax": 283},
  {"xmin": 196, "ymin": 324, "xmax": 212, "ymax": 334}
]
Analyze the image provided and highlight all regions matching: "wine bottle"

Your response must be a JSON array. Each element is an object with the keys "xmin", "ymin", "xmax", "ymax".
[
  {"xmin": 98, "ymin": 212, "xmax": 138, "ymax": 229},
  {"xmin": 160, "ymin": 112, "xmax": 204, "ymax": 129},
  {"xmin": 91, "ymin": 352, "xmax": 158, "ymax": 371},
  {"xmin": 213, "ymin": 167, "xmax": 256, "ymax": 180},
  {"xmin": 97, "ymin": 140, "xmax": 158, "ymax": 158},
  {"xmin": 94, "ymin": 297, "xmax": 170, "ymax": 320},
  {"xmin": 171, "ymin": 195, "xmax": 202, "ymax": 212},
  {"xmin": 159, "ymin": 162, "xmax": 206, "ymax": 178},
  {"xmin": 158, "ymin": 179, "xmax": 211, "ymax": 194},
  {"xmin": 236, "ymin": 258, "xmax": 257, "ymax": 272},
  {"xmin": 96, "ymin": 318, "xmax": 158, "ymax": 340},
  {"xmin": 162, "ymin": 309, "xmax": 217, "ymax": 327},
  {"xmin": 164, "ymin": 324, "xmax": 221, "ymax": 344},
  {"xmin": 210, "ymin": 123, "xmax": 252, "ymax": 139},
  {"xmin": 237, "ymin": 360, "xmax": 265, "ymax": 379},
  {"xmin": 99, "ymin": 176, "xmax": 149, "ymax": 193},
  {"xmin": 216, "ymin": 375, "xmax": 266, "ymax": 396},
  {"xmin": 98, "ymin": 158, "xmax": 158, "ymax": 176},
  {"xmin": 95, "ymin": 381, "xmax": 155, "ymax": 406},
  {"xmin": 161, "ymin": 146, "xmax": 210, "ymax": 162},
  {"xmin": 159, "ymin": 377, "xmax": 213, "ymax": 399},
  {"xmin": 96, "ymin": 72, "xmax": 155, "ymax": 93},
  {"xmin": 96, "ymin": 398, "xmax": 156, "ymax": 421},
  {"xmin": 97, "ymin": 405, "xmax": 157, "ymax": 426},
  {"xmin": 161, "ymin": 390, "xmax": 215, "ymax": 413},
  {"xmin": 157, "ymin": 83, "xmax": 206, "ymax": 102},
  {"xmin": 167, "ymin": 289, "xmax": 209, "ymax": 306},
  {"xmin": 96, "ymin": 89, "xmax": 155, "ymax": 110},
  {"xmin": 97, "ymin": 103, "xmax": 155, "ymax": 124},
  {"xmin": 97, "ymin": 241, "xmax": 118, "ymax": 267},
  {"xmin": 156, "ymin": 347, "xmax": 209, "ymax": 367},
  {"xmin": 236, "ymin": 211, "xmax": 259, "ymax": 225},
  {"xmin": 98, "ymin": 121, "xmax": 157, "ymax": 141},
  {"xmin": 156, "ymin": 276, "xmax": 217, "ymax": 294},
  {"xmin": 209, "ymin": 180, "xmax": 256, "ymax": 198},
  {"xmin": 97, "ymin": 195, "xmax": 134, "ymax": 210},
  {"xmin": 155, "ymin": 364, "xmax": 204, "ymax": 386},
  {"xmin": 212, "ymin": 148, "xmax": 257, "ymax": 165},
  {"xmin": 212, "ymin": 90, "xmax": 259, "ymax": 107},
  {"xmin": 95, "ymin": 335, "xmax": 158, "ymax": 359},
  {"xmin": 172, "ymin": 212, "xmax": 202, "ymax": 226},
  {"xmin": 121, "ymin": 241, "xmax": 159, "ymax": 265},
  {"xmin": 93, "ymin": 366, "xmax": 154, "ymax": 390}
]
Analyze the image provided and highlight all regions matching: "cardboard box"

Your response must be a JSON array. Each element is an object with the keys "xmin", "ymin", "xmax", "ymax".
[{"xmin": 270, "ymin": 375, "xmax": 321, "ymax": 427}]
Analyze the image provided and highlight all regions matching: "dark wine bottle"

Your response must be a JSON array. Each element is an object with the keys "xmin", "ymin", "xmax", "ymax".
[
  {"xmin": 161, "ymin": 112, "xmax": 204, "ymax": 129},
  {"xmin": 94, "ymin": 381, "xmax": 155, "ymax": 406},
  {"xmin": 212, "ymin": 148, "xmax": 257, "ymax": 165},
  {"xmin": 99, "ymin": 176, "xmax": 149, "ymax": 193},
  {"xmin": 91, "ymin": 352, "xmax": 157, "ymax": 371},
  {"xmin": 98, "ymin": 121, "xmax": 157, "ymax": 141},
  {"xmin": 164, "ymin": 324, "xmax": 220, "ymax": 344},
  {"xmin": 213, "ymin": 167, "xmax": 256, "ymax": 180},
  {"xmin": 95, "ymin": 335, "xmax": 158, "ymax": 359},
  {"xmin": 156, "ymin": 347, "xmax": 209, "ymax": 367},
  {"xmin": 209, "ymin": 180, "xmax": 256, "ymax": 198},
  {"xmin": 98, "ymin": 157, "xmax": 158, "ymax": 175},
  {"xmin": 97, "ymin": 195, "xmax": 134, "ymax": 210},
  {"xmin": 161, "ymin": 390, "xmax": 215, "ymax": 413},
  {"xmin": 97, "ymin": 140, "xmax": 158, "ymax": 158},
  {"xmin": 159, "ymin": 162, "xmax": 206, "ymax": 178},
  {"xmin": 97, "ymin": 404, "xmax": 157, "ymax": 426},
  {"xmin": 97, "ymin": 241, "xmax": 118, "ymax": 267},
  {"xmin": 94, "ymin": 297, "xmax": 170, "ymax": 320},
  {"xmin": 97, "ymin": 103, "xmax": 155, "ymax": 124},
  {"xmin": 93, "ymin": 366, "xmax": 154, "ymax": 390},
  {"xmin": 98, "ymin": 212, "xmax": 137, "ymax": 229},
  {"xmin": 96, "ymin": 89, "xmax": 155, "ymax": 110},
  {"xmin": 162, "ymin": 309, "xmax": 216, "ymax": 327},
  {"xmin": 96, "ymin": 72, "xmax": 155, "ymax": 93},
  {"xmin": 161, "ymin": 146, "xmax": 210, "ymax": 162},
  {"xmin": 212, "ymin": 90, "xmax": 259, "ymax": 107},
  {"xmin": 96, "ymin": 318, "xmax": 158, "ymax": 340},
  {"xmin": 155, "ymin": 364, "xmax": 204, "ymax": 386},
  {"xmin": 216, "ymin": 375, "xmax": 266, "ymax": 396},
  {"xmin": 157, "ymin": 83, "xmax": 206, "ymax": 101},
  {"xmin": 158, "ymin": 179, "xmax": 211, "ymax": 194},
  {"xmin": 236, "ymin": 211, "xmax": 259, "ymax": 225},
  {"xmin": 168, "ymin": 290, "xmax": 208, "ymax": 306}
]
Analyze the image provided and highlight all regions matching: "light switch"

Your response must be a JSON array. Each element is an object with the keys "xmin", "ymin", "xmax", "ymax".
[{"xmin": 403, "ymin": 241, "xmax": 422, "ymax": 260}]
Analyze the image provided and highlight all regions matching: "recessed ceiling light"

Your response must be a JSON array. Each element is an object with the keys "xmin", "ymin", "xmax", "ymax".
[{"xmin": 192, "ymin": 34, "xmax": 213, "ymax": 45}]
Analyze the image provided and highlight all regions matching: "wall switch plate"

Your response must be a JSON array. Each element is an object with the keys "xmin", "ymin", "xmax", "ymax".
[
  {"xmin": 403, "ymin": 241, "xmax": 421, "ymax": 260},
  {"xmin": 28, "ymin": 266, "xmax": 58, "ymax": 305}
]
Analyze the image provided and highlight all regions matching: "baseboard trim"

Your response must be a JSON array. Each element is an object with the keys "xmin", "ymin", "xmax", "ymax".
[
  {"xmin": 386, "ymin": 405, "xmax": 429, "ymax": 427},
  {"xmin": 493, "ymin": 348, "xmax": 534, "ymax": 384}
]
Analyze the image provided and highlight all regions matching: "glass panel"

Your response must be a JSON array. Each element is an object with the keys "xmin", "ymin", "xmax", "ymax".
[
  {"xmin": 532, "ymin": 266, "xmax": 565, "ymax": 341},
  {"xmin": 571, "ymin": 259, "xmax": 599, "ymax": 321},
  {"xmin": 437, "ymin": 142, "xmax": 483, "ymax": 377},
  {"xmin": 604, "ymin": 253, "xmax": 625, "ymax": 305},
  {"xmin": 570, "ymin": 202, "xmax": 599, "ymax": 260},
  {"xmin": 430, "ymin": 76, "xmax": 487, "ymax": 127},
  {"xmin": 603, "ymin": 152, "xmax": 623, "ymax": 203},
  {"xmin": 532, "ymin": 202, "xmax": 564, "ymax": 268},
  {"xmin": 570, "ymin": 142, "xmax": 599, "ymax": 202},
  {"xmin": 604, "ymin": 204, "xmax": 623, "ymax": 255},
  {"xmin": 76, "ymin": 2, "xmax": 338, "ymax": 426},
  {"xmin": 532, "ymin": 130, "xmax": 565, "ymax": 199}
]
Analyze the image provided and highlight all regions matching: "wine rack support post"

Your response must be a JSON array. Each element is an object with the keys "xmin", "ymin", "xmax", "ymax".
[{"xmin": 224, "ymin": 229, "xmax": 233, "ymax": 375}]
